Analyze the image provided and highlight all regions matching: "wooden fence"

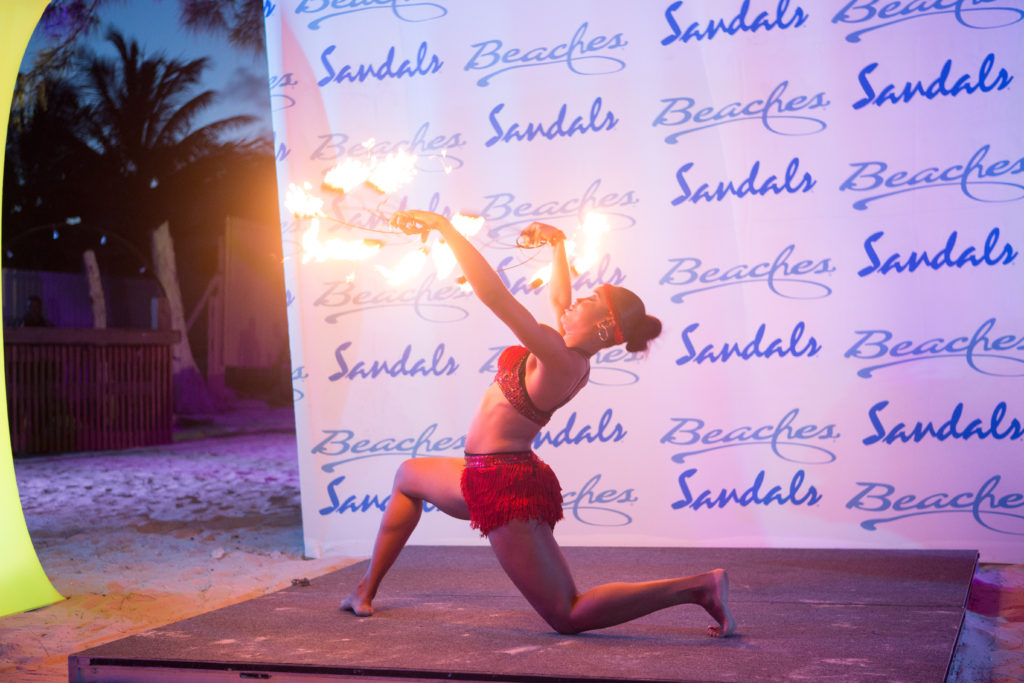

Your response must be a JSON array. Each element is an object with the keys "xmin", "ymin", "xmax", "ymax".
[{"xmin": 4, "ymin": 328, "xmax": 179, "ymax": 454}]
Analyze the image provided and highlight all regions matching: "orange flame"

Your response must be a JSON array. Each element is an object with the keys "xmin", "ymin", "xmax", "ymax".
[
  {"xmin": 429, "ymin": 214, "xmax": 485, "ymax": 279},
  {"xmin": 451, "ymin": 213, "xmax": 484, "ymax": 237},
  {"xmin": 375, "ymin": 247, "xmax": 428, "ymax": 286},
  {"xmin": 285, "ymin": 182, "xmax": 326, "ymax": 218},
  {"xmin": 520, "ymin": 212, "xmax": 608, "ymax": 288},
  {"xmin": 368, "ymin": 150, "xmax": 418, "ymax": 194},
  {"xmin": 301, "ymin": 218, "xmax": 382, "ymax": 264},
  {"xmin": 323, "ymin": 158, "xmax": 371, "ymax": 193},
  {"xmin": 431, "ymin": 242, "xmax": 457, "ymax": 279},
  {"xmin": 572, "ymin": 212, "xmax": 609, "ymax": 273}
]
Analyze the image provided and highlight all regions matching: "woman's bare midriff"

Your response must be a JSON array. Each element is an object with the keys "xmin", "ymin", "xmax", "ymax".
[{"xmin": 464, "ymin": 384, "xmax": 543, "ymax": 454}]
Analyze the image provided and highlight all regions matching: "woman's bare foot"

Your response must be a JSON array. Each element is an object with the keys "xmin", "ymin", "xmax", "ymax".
[
  {"xmin": 701, "ymin": 569, "xmax": 736, "ymax": 637},
  {"xmin": 339, "ymin": 587, "xmax": 374, "ymax": 617}
]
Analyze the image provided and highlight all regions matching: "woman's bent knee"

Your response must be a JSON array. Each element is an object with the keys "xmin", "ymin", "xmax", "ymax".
[
  {"xmin": 531, "ymin": 597, "xmax": 582, "ymax": 635},
  {"xmin": 543, "ymin": 610, "xmax": 582, "ymax": 635}
]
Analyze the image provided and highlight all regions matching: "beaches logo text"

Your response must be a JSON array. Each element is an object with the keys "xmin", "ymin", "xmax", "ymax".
[
  {"xmin": 660, "ymin": 244, "xmax": 835, "ymax": 302},
  {"xmin": 464, "ymin": 22, "xmax": 626, "ymax": 87},
  {"xmin": 663, "ymin": 407, "xmax": 839, "ymax": 465},
  {"xmin": 268, "ymin": 72, "xmax": 297, "ymax": 111},
  {"xmin": 848, "ymin": 474, "xmax": 1024, "ymax": 536},
  {"xmin": 845, "ymin": 317, "xmax": 1024, "ymax": 378},
  {"xmin": 314, "ymin": 272, "xmax": 474, "ymax": 323},
  {"xmin": 654, "ymin": 81, "xmax": 829, "ymax": 141},
  {"xmin": 477, "ymin": 178, "xmax": 639, "ymax": 240},
  {"xmin": 832, "ymin": 0, "xmax": 1024, "ymax": 43},
  {"xmin": 296, "ymin": 0, "xmax": 448, "ymax": 29},
  {"xmin": 840, "ymin": 144, "xmax": 1024, "ymax": 210},
  {"xmin": 310, "ymin": 122, "xmax": 467, "ymax": 172}
]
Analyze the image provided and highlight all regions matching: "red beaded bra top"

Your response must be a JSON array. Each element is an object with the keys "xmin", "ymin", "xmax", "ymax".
[{"xmin": 494, "ymin": 345, "xmax": 590, "ymax": 426}]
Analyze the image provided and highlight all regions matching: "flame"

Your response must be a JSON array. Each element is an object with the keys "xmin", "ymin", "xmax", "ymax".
[
  {"xmin": 285, "ymin": 182, "xmax": 325, "ymax": 218},
  {"xmin": 323, "ymin": 158, "xmax": 371, "ymax": 193},
  {"xmin": 519, "ymin": 213, "xmax": 607, "ymax": 287},
  {"xmin": 572, "ymin": 212, "xmax": 609, "ymax": 273},
  {"xmin": 368, "ymin": 150, "xmax": 418, "ymax": 193},
  {"xmin": 431, "ymin": 241, "xmax": 457, "ymax": 279},
  {"xmin": 529, "ymin": 263, "xmax": 552, "ymax": 290},
  {"xmin": 375, "ymin": 247, "xmax": 427, "ymax": 286},
  {"xmin": 301, "ymin": 218, "xmax": 382, "ymax": 264},
  {"xmin": 320, "ymin": 138, "xmax": 420, "ymax": 196},
  {"xmin": 426, "ymin": 214, "xmax": 486, "ymax": 279},
  {"xmin": 290, "ymin": 145, "xmax": 476, "ymax": 278},
  {"xmin": 451, "ymin": 213, "xmax": 484, "ymax": 237}
]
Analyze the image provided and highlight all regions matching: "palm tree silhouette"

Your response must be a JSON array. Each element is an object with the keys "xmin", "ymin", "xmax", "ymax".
[
  {"xmin": 76, "ymin": 29, "xmax": 257, "ymax": 236},
  {"xmin": 4, "ymin": 28, "xmax": 268, "ymax": 275}
]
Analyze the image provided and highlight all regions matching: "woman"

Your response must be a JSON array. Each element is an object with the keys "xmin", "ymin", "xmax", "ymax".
[{"xmin": 340, "ymin": 209, "xmax": 735, "ymax": 637}]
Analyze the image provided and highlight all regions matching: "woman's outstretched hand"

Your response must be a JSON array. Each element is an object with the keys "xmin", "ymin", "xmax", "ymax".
[
  {"xmin": 518, "ymin": 222, "xmax": 566, "ymax": 249},
  {"xmin": 390, "ymin": 210, "xmax": 452, "ymax": 241}
]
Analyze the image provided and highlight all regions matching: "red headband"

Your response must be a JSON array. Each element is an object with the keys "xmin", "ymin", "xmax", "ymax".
[{"xmin": 597, "ymin": 284, "xmax": 625, "ymax": 345}]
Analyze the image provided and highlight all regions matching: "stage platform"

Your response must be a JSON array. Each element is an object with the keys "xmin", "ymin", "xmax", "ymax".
[{"xmin": 69, "ymin": 546, "xmax": 977, "ymax": 682}]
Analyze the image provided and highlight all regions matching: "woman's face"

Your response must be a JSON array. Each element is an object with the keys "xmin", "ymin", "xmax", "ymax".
[{"xmin": 561, "ymin": 292, "xmax": 611, "ymax": 333}]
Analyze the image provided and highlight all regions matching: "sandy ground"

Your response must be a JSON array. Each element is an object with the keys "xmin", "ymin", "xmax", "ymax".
[{"xmin": 1, "ymin": 401, "xmax": 1021, "ymax": 682}]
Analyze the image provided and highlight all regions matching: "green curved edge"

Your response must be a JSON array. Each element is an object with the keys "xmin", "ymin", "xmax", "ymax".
[{"xmin": 0, "ymin": 0, "xmax": 64, "ymax": 618}]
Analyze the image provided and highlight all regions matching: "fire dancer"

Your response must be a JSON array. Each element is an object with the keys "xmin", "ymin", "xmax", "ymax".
[{"xmin": 340, "ymin": 210, "xmax": 735, "ymax": 637}]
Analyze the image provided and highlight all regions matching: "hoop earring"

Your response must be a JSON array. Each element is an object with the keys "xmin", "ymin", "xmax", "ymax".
[{"xmin": 596, "ymin": 319, "xmax": 613, "ymax": 343}]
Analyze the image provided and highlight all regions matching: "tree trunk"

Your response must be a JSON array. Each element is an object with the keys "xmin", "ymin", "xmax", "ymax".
[
  {"xmin": 151, "ymin": 222, "xmax": 214, "ymax": 414},
  {"xmin": 83, "ymin": 250, "xmax": 106, "ymax": 329}
]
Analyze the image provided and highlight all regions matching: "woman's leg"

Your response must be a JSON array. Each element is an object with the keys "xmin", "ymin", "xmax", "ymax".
[
  {"xmin": 487, "ymin": 520, "xmax": 735, "ymax": 637},
  {"xmin": 340, "ymin": 456, "xmax": 469, "ymax": 616}
]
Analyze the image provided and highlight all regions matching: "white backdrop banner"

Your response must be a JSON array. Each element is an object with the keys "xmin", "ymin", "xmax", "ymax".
[{"xmin": 263, "ymin": 0, "xmax": 1024, "ymax": 563}]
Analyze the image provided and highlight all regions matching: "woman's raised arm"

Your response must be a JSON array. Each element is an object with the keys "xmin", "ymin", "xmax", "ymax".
[
  {"xmin": 520, "ymin": 222, "xmax": 571, "ymax": 334},
  {"xmin": 392, "ymin": 210, "xmax": 571, "ymax": 364}
]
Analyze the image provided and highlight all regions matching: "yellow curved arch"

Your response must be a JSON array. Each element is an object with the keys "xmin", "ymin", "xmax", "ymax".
[{"xmin": 0, "ymin": 0, "xmax": 63, "ymax": 618}]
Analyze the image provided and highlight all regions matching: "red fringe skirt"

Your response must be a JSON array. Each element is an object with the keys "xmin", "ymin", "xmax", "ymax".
[{"xmin": 461, "ymin": 451, "xmax": 564, "ymax": 537}]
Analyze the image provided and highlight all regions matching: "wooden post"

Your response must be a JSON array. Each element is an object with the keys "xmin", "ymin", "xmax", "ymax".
[
  {"xmin": 207, "ymin": 236, "xmax": 226, "ymax": 402},
  {"xmin": 151, "ymin": 222, "xmax": 214, "ymax": 414},
  {"xmin": 83, "ymin": 250, "xmax": 106, "ymax": 329}
]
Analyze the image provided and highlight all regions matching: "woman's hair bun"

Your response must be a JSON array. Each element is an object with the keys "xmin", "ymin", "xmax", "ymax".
[{"xmin": 626, "ymin": 314, "xmax": 662, "ymax": 353}]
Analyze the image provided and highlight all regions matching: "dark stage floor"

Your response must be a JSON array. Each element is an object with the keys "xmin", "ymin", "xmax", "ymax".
[{"xmin": 69, "ymin": 546, "xmax": 977, "ymax": 682}]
